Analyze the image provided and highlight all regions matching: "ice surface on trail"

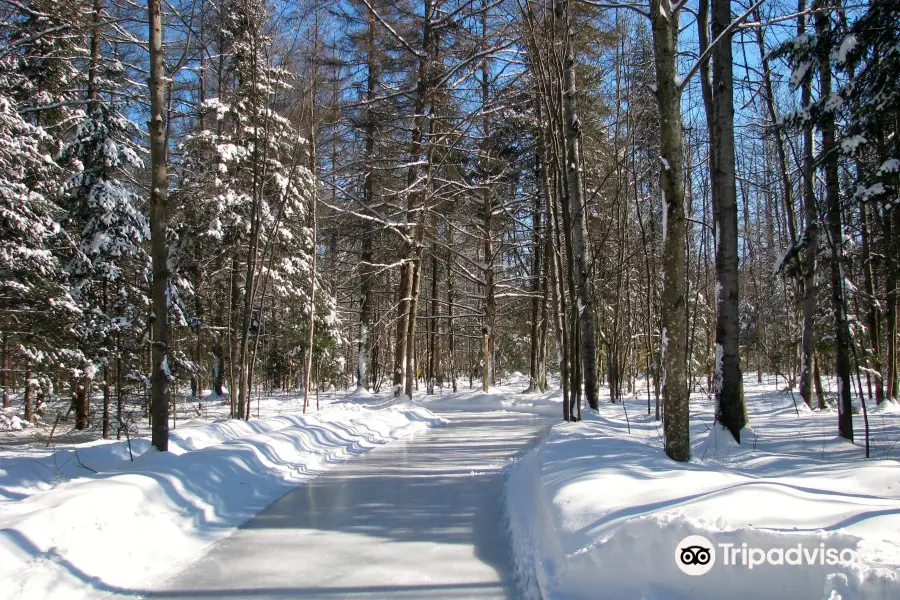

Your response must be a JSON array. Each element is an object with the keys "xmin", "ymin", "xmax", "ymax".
[{"xmin": 0, "ymin": 402, "xmax": 444, "ymax": 600}]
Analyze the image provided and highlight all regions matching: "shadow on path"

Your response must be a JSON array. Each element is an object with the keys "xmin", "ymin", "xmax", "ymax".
[{"xmin": 132, "ymin": 411, "xmax": 552, "ymax": 600}]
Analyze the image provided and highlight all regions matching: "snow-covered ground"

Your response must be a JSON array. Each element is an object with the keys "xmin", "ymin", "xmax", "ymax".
[
  {"xmin": 0, "ymin": 390, "xmax": 445, "ymax": 600},
  {"xmin": 489, "ymin": 375, "xmax": 900, "ymax": 600},
  {"xmin": 2, "ymin": 373, "xmax": 897, "ymax": 600}
]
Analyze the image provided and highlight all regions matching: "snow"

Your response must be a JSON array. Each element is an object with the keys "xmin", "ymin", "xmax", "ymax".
[
  {"xmin": 420, "ymin": 380, "xmax": 566, "ymax": 418},
  {"xmin": 3, "ymin": 373, "xmax": 898, "ymax": 600},
  {"xmin": 841, "ymin": 135, "xmax": 867, "ymax": 154},
  {"xmin": 153, "ymin": 410, "xmax": 550, "ymax": 598},
  {"xmin": 855, "ymin": 182, "xmax": 886, "ymax": 200},
  {"xmin": 504, "ymin": 375, "xmax": 900, "ymax": 600},
  {"xmin": 824, "ymin": 92, "xmax": 844, "ymax": 112},
  {"xmin": 878, "ymin": 158, "xmax": 899, "ymax": 175},
  {"xmin": 0, "ymin": 394, "xmax": 445, "ymax": 599},
  {"xmin": 774, "ymin": 244, "xmax": 793, "ymax": 275},
  {"xmin": 834, "ymin": 35, "xmax": 858, "ymax": 65},
  {"xmin": 790, "ymin": 60, "xmax": 812, "ymax": 89}
]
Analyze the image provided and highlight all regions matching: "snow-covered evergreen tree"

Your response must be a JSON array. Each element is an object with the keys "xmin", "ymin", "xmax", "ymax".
[
  {"xmin": 4, "ymin": 0, "xmax": 83, "ymax": 131},
  {"xmin": 173, "ymin": 0, "xmax": 342, "ymax": 415},
  {"xmin": 54, "ymin": 3, "xmax": 149, "ymax": 431},
  {"xmin": 0, "ymin": 56, "xmax": 76, "ymax": 407}
]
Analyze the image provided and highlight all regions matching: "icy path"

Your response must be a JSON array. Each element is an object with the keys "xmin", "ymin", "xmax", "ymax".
[{"xmin": 148, "ymin": 411, "xmax": 552, "ymax": 599}]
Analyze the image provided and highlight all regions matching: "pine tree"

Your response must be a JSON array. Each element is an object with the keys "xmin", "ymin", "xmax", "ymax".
[
  {"xmin": 0, "ymin": 56, "xmax": 73, "ymax": 410},
  {"xmin": 174, "ymin": 0, "xmax": 339, "ymax": 418},
  {"xmin": 839, "ymin": 0, "xmax": 900, "ymax": 403}
]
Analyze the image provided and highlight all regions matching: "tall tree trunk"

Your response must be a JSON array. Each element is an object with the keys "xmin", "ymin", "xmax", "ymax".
[
  {"xmin": 481, "ymin": 5, "xmax": 495, "ymax": 393},
  {"xmin": 358, "ymin": 237, "xmax": 373, "ymax": 390},
  {"xmin": 527, "ymin": 109, "xmax": 545, "ymax": 393},
  {"xmin": 814, "ymin": 352, "xmax": 827, "ymax": 409},
  {"xmin": 148, "ymin": 0, "xmax": 170, "ymax": 451},
  {"xmin": 538, "ymin": 240, "xmax": 550, "ymax": 391},
  {"xmin": 357, "ymin": 7, "xmax": 377, "ymax": 391},
  {"xmin": 102, "ymin": 365, "xmax": 110, "ymax": 439},
  {"xmin": 303, "ymin": 124, "xmax": 318, "ymax": 411},
  {"xmin": 390, "ymin": 0, "xmax": 432, "ymax": 397},
  {"xmin": 886, "ymin": 205, "xmax": 899, "ymax": 400},
  {"xmin": 212, "ymin": 336, "xmax": 225, "ymax": 397},
  {"xmin": 303, "ymin": 5, "xmax": 320, "ymax": 412},
  {"xmin": 816, "ymin": 5, "xmax": 853, "ymax": 440},
  {"xmin": 860, "ymin": 201, "xmax": 885, "ymax": 404},
  {"xmin": 405, "ymin": 238, "xmax": 424, "ymax": 398},
  {"xmin": 24, "ymin": 356, "xmax": 32, "ymax": 423},
  {"xmin": 549, "ymin": 192, "xmax": 571, "ymax": 421},
  {"xmin": 228, "ymin": 246, "xmax": 240, "ymax": 417},
  {"xmin": 559, "ymin": 0, "xmax": 599, "ymax": 410},
  {"xmin": 238, "ymin": 194, "xmax": 261, "ymax": 419},
  {"xmin": 753, "ymin": 9, "xmax": 797, "ymax": 247},
  {"xmin": 393, "ymin": 257, "xmax": 414, "ymax": 396},
  {"xmin": 1, "ymin": 332, "xmax": 8, "ymax": 408},
  {"xmin": 482, "ymin": 196, "xmax": 494, "ymax": 394},
  {"xmin": 651, "ymin": 0, "xmax": 689, "ymax": 460},
  {"xmin": 446, "ymin": 226, "xmax": 457, "ymax": 392},
  {"xmin": 428, "ymin": 247, "xmax": 439, "ymax": 394},
  {"xmin": 711, "ymin": 0, "xmax": 746, "ymax": 441},
  {"xmin": 798, "ymin": 0, "xmax": 818, "ymax": 410},
  {"xmin": 542, "ymin": 105, "xmax": 572, "ymax": 419}
]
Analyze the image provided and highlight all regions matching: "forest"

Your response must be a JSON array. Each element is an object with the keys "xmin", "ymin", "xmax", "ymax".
[{"xmin": 0, "ymin": 0, "xmax": 897, "ymax": 462}]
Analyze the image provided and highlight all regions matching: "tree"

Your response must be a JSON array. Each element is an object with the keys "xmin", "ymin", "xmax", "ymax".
[
  {"xmin": 650, "ymin": 0, "xmax": 689, "ymax": 460},
  {"xmin": 58, "ymin": 1, "xmax": 149, "ymax": 433},
  {"xmin": 148, "ymin": 0, "xmax": 170, "ymax": 451},
  {"xmin": 710, "ymin": 0, "xmax": 746, "ymax": 441},
  {"xmin": 558, "ymin": 0, "xmax": 600, "ymax": 410}
]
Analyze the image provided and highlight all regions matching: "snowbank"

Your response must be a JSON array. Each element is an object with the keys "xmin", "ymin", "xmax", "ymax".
[
  {"xmin": 0, "ymin": 403, "xmax": 445, "ymax": 599},
  {"xmin": 420, "ymin": 373, "xmax": 566, "ymax": 418},
  {"xmin": 506, "ymin": 378, "xmax": 900, "ymax": 600}
]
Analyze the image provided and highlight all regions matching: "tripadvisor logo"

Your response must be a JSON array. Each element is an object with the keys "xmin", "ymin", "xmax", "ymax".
[
  {"xmin": 675, "ymin": 535, "xmax": 859, "ymax": 576},
  {"xmin": 676, "ymin": 535, "xmax": 716, "ymax": 576}
]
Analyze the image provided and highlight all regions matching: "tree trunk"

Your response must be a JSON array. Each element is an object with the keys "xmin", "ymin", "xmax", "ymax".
[
  {"xmin": 860, "ymin": 200, "xmax": 885, "ymax": 404},
  {"xmin": 558, "ymin": 0, "xmax": 599, "ymax": 410},
  {"xmin": 480, "ymin": 9, "xmax": 495, "ymax": 394},
  {"xmin": 798, "ymin": 0, "xmax": 818, "ymax": 410},
  {"xmin": 816, "ymin": 6, "xmax": 853, "ymax": 440},
  {"xmin": 303, "ymin": 123, "xmax": 318, "ymax": 412},
  {"xmin": 651, "ymin": 0, "xmax": 689, "ymax": 460},
  {"xmin": 428, "ymin": 247, "xmax": 439, "ymax": 394},
  {"xmin": 405, "ymin": 240, "xmax": 423, "ymax": 398},
  {"xmin": 148, "ymin": 0, "xmax": 170, "ymax": 451},
  {"xmin": 358, "ymin": 236, "xmax": 373, "ymax": 390},
  {"xmin": 482, "ymin": 196, "xmax": 494, "ymax": 394},
  {"xmin": 393, "ymin": 255, "xmax": 414, "ymax": 397},
  {"xmin": 389, "ymin": 0, "xmax": 432, "ymax": 397},
  {"xmin": 446, "ymin": 227, "xmax": 457, "ymax": 393},
  {"xmin": 228, "ymin": 246, "xmax": 240, "ymax": 417},
  {"xmin": 529, "ymin": 96, "xmax": 547, "ymax": 393},
  {"xmin": 357, "ymin": 9, "xmax": 377, "ymax": 391},
  {"xmin": 886, "ymin": 203, "xmax": 899, "ymax": 400},
  {"xmin": 814, "ymin": 352, "xmax": 827, "ymax": 410},
  {"xmin": 753, "ymin": 8, "xmax": 797, "ymax": 247},
  {"xmin": 102, "ymin": 365, "xmax": 110, "ymax": 439},
  {"xmin": 711, "ymin": 0, "xmax": 746, "ymax": 441},
  {"xmin": 1, "ymin": 332, "xmax": 8, "ymax": 409},
  {"xmin": 212, "ymin": 336, "xmax": 225, "ymax": 396},
  {"xmin": 238, "ymin": 193, "xmax": 260, "ymax": 419},
  {"xmin": 23, "ymin": 357, "xmax": 33, "ymax": 423}
]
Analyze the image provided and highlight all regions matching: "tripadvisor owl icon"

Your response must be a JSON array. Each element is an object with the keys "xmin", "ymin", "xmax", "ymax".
[{"xmin": 676, "ymin": 535, "xmax": 716, "ymax": 576}]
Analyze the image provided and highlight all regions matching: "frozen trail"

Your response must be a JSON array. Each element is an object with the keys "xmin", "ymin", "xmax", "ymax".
[{"xmin": 150, "ymin": 411, "xmax": 552, "ymax": 599}]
